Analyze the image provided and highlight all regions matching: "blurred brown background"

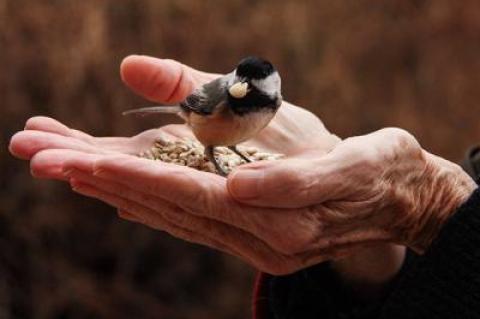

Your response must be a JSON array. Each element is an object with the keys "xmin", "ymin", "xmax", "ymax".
[{"xmin": 1, "ymin": 0, "xmax": 480, "ymax": 318}]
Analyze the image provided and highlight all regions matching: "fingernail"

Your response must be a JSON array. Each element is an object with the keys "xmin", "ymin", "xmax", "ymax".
[{"xmin": 229, "ymin": 169, "xmax": 263, "ymax": 199}]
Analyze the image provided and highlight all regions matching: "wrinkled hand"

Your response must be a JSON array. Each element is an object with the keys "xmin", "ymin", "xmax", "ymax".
[
  {"xmin": 11, "ymin": 56, "xmax": 473, "ymax": 276},
  {"xmin": 9, "ymin": 55, "xmax": 340, "ymax": 275},
  {"xmin": 228, "ymin": 128, "xmax": 477, "ymax": 255}
]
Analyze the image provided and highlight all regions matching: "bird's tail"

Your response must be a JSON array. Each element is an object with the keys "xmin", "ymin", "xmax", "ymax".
[{"xmin": 122, "ymin": 106, "xmax": 182, "ymax": 116}]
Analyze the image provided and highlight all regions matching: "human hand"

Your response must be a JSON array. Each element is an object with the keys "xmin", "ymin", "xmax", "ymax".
[
  {"xmin": 110, "ymin": 56, "xmax": 403, "ymax": 284},
  {"xmin": 9, "ymin": 55, "xmax": 342, "ymax": 275},
  {"xmin": 14, "ymin": 125, "xmax": 472, "ymax": 276},
  {"xmin": 12, "ymin": 56, "xmax": 464, "ymax": 277},
  {"xmin": 227, "ymin": 128, "xmax": 477, "ymax": 255},
  {"xmin": 9, "ymin": 55, "xmax": 338, "ymax": 180}
]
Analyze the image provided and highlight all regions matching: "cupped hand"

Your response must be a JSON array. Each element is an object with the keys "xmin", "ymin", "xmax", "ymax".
[
  {"xmin": 228, "ymin": 128, "xmax": 477, "ymax": 255},
  {"xmin": 9, "ymin": 55, "xmax": 341, "ymax": 275},
  {"xmin": 9, "ymin": 55, "xmax": 338, "ymax": 178}
]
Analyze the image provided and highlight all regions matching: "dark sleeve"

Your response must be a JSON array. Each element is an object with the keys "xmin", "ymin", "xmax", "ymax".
[
  {"xmin": 260, "ymin": 188, "xmax": 480, "ymax": 319},
  {"xmin": 262, "ymin": 261, "xmax": 393, "ymax": 319},
  {"xmin": 256, "ymin": 148, "xmax": 480, "ymax": 319},
  {"xmin": 377, "ymin": 186, "xmax": 480, "ymax": 318}
]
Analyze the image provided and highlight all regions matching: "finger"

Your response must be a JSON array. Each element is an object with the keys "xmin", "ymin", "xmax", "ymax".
[
  {"xmin": 24, "ymin": 116, "xmax": 95, "ymax": 142},
  {"xmin": 68, "ymin": 174, "xmax": 298, "ymax": 274},
  {"xmin": 227, "ymin": 157, "xmax": 341, "ymax": 208},
  {"xmin": 71, "ymin": 154, "xmax": 251, "ymax": 228},
  {"xmin": 62, "ymin": 154, "xmax": 322, "ymax": 255},
  {"xmin": 22, "ymin": 116, "xmax": 156, "ymax": 153},
  {"xmin": 120, "ymin": 55, "xmax": 218, "ymax": 103},
  {"xmin": 9, "ymin": 130, "xmax": 111, "ymax": 160},
  {"xmin": 62, "ymin": 152, "xmax": 211, "ymax": 200},
  {"xmin": 29, "ymin": 149, "xmax": 99, "ymax": 180},
  {"xmin": 69, "ymin": 178, "xmax": 237, "ymax": 255},
  {"xmin": 81, "ymin": 155, "xmax": 269, "ymax": 231},
  {"xmin": 22, "ymin": 116, "xmax": 188, "ymax": 155},
  {"xmin": 65, "ymin": 168, "xmax": 240, "ymax": 248},
  {"xmin": 65, "ymin": 167, "xmax": 183, "ymax": 215},
  {"xmin": 33, "ymin": 150, "xmax": 324, "ymax": 258}
]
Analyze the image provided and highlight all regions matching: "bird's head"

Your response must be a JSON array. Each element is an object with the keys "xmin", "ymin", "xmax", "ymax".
[{"xmin": 227, "ymin": 56, "xmax": 282, "ymax": 115}]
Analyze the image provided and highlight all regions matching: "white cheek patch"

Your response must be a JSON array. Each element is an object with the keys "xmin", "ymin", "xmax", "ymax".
[{"xmin": 251, "ymin": 72, "xmax": 281, "ymax": 98}]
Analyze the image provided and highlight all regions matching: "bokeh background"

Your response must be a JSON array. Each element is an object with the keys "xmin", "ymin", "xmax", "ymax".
[{"xmin": 2, "ymin": 0, "xmax": 480, "ymax": 318}]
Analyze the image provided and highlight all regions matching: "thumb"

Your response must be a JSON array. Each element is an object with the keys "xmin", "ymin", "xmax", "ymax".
[
  {"xmin": 227, "ymin": 158, "xmax": 332, "ymax": 208},
  {"xmin": 120, "ymin": 55, "xmax": 217, "ymax": 103}
]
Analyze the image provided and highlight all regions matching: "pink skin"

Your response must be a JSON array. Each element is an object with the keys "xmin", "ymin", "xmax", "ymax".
[{"xmin": 10, "ymin": 55, "xmax": 445, "ymax": 288}]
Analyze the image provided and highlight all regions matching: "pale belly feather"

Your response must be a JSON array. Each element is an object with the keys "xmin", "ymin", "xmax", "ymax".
[{"xmin": 187, "ymin": 108, "xmax": 275, "ymax": 146}]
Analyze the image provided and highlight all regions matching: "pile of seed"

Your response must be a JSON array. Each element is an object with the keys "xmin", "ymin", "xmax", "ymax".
[{"xmin": 138, "ymin": 138, "xmax": 283, "ymax": 175}]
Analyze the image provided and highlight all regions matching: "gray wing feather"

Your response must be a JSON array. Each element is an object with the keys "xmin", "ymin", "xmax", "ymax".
[{"xmin": 180, "ymin": 72, "xmax": 234, "ymax": 115}]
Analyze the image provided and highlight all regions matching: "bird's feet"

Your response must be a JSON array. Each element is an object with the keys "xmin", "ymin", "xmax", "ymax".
[
  {"xmin": 228, "ymin": 145, "xmax": 252, "ymax": 163},
  {"xmin": 204, "ymin": 145, "xmax": 228, "ymax": 176}
]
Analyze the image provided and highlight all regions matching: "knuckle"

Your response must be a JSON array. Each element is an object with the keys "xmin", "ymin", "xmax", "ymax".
[
  {"xmin": 381, "ymin": 128, "xmax": 420, "ymax": 150},
  {"xmin": 381, "ymin": 128, "xmax": 424, "ymax": 163},
  {"xmin": 381, "ymin": 127, "xmax": 412, "ymax": 139}
]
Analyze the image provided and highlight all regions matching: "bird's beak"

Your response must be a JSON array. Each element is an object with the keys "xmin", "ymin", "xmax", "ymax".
[{"xmin": 228, "ymin": 82, "xmax": 249, "ymax": 98}]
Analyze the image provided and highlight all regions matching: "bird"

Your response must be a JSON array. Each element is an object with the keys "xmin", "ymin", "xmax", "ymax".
[{"xmin": 123, "ymin": 56, "xmax": 283, "ymax": 176}]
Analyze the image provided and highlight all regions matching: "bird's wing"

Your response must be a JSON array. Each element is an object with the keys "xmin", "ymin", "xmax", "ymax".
[{"xmin": 180, "ymin": 72, "xmax": 234, "ymax": 115}]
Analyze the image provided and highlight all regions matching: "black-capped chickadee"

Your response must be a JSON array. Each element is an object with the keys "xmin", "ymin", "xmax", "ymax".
[{"xmin": 123, "ymin": 56, "xmax": 282, "ymax": 176}]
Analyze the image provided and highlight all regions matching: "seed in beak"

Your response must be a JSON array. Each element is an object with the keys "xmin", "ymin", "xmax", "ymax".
[{"xmin": 228, "ymin": 82, "xmax": 249, "ymax": 98}]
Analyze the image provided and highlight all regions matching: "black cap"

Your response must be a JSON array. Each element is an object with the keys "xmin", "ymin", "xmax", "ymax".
[{"xmin": 236, "ymin": 56, "xmax": 275, "ymax": 79}]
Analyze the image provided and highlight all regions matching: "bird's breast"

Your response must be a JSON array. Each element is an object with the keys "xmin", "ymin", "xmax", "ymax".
[{"xmin": 187, "ymin": 107, "xmax": 275, "ymax": 146}]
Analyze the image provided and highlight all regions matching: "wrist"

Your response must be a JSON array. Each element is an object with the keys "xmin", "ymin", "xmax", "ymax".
[
  {"xmin": 405, "ymin": 151, "xmax": 477, "ymax": 253},
  {"xmin": 331, "ymin": 244, "xmax": 406, "ymax": 298}
]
